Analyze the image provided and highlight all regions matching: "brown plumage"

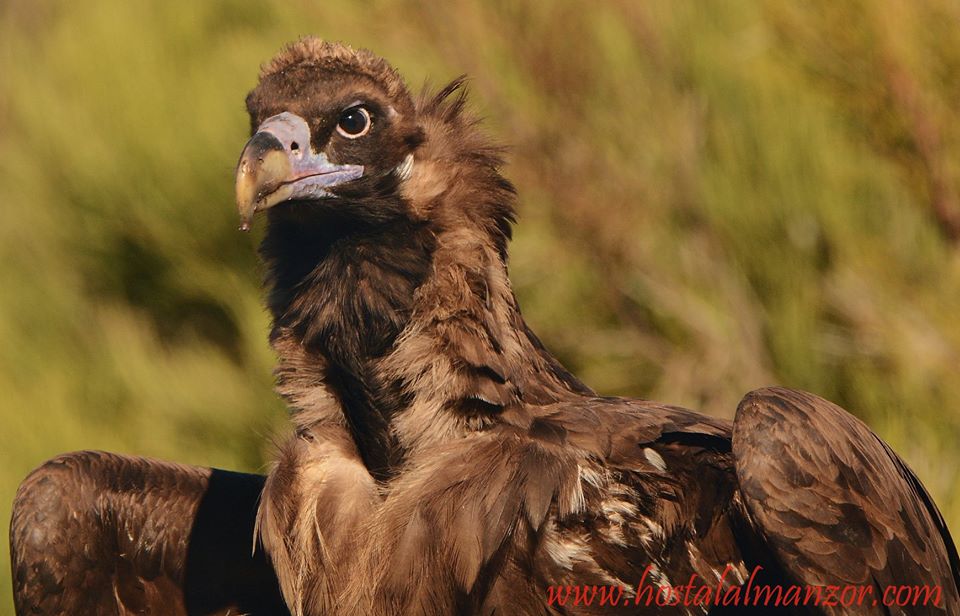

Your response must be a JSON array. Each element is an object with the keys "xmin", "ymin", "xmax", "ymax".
[
  {"xmin": 10, "ymin": 451, "xmax": 288, "ymax": 615},
  {"xmin": 237, "ymin": 38, "xmax": 960, "ymax": 615},
  {"xmin": 10, "ymin": 38, "xmax": 959, "ymax": 616}
]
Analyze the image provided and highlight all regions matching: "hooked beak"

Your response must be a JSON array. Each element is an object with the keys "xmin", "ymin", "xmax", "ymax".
[{"xmin": 235, "ymin": 112, "xmax": 364, "ymax": 231}]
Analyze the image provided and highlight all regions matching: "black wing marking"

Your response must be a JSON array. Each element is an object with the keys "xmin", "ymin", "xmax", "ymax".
[
  {"xmin": 10, "ymin": 450, "xmax": 288, "ymax": 615},
  {"xmin": 733, "ymin": 387, "xmax": 960, "ymax": 614}
]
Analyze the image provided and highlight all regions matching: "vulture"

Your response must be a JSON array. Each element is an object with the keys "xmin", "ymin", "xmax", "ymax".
[{"xmin": 10, "ymin": 37, "xmax": 960, "ymax": 616}]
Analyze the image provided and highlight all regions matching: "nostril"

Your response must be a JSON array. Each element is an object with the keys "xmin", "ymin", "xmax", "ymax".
[{"xmin": 290, "ymin": 141, "xmax": 299, "ymax": 152}]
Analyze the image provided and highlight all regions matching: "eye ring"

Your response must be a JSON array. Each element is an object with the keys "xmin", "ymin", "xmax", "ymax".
[{"xmin": 336, "ymin": 106, "xmax": 372, "ymax": 139}]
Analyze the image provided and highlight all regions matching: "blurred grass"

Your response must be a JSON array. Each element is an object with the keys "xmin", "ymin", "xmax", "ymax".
[{"xmin": 2, "ymin": 0, "xmax": 960, "ymax": 610}]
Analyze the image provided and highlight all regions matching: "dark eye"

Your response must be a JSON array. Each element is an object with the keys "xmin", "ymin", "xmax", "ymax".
[{"xmin": 337, "ymin": 106, "xmax": 372, "ymax": 138}]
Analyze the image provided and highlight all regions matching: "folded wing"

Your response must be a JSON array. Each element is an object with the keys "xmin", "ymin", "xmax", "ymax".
[
  {"xmin": 10, "ymin": 451, "xmax": 288, "ymax": 615},
  {"xmin": 733, "ymin": 387, "xmax": 960, "ymax": 614}
]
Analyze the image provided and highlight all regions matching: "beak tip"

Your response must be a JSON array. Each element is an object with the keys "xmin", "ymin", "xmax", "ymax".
[{"xmin": 237, "ymin": 201, "xmax": 257, "ymax": 231}]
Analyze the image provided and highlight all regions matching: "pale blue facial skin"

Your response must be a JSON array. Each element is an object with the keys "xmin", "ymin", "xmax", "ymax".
[
  {"xmin": 235, "ymin": 112, "xmax": 364, "ymax": 229},
  {"xmin": 257, "ymin": 112, "xmax": 365, "ymax": 197}
]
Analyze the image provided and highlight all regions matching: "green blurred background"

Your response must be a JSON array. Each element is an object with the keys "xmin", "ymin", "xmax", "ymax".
[{"xmin": 2, "ymin": 0, "xmax": 960, "ymax": 609}]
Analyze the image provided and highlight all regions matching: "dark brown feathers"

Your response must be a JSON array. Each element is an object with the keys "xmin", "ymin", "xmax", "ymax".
[
  {"xmin": 260, "ymin": 38, "xmax": 411, "ymax": 106},
  {"xmin": 14, "ymin": 38, "xmax": 956, "ymax": 616},
  {"xmin": 245, "ymin": 40, "xmax": 959, "ymax": 615},
  {"xmin": 10, "ymin": 451, "xmax": 287, "ymax": 615},
  {"xmin": 734, "ymin": 388, "xmax": 960, "ymax": 614}
]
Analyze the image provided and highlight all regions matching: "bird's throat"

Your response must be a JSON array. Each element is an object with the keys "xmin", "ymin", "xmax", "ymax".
[{"xmin": 261, "ymin": 206, "xmax": 435, "ymax": 478}]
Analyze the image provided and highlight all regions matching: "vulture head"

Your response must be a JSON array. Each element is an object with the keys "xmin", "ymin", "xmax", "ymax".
[
  {"xmin": 236, "ymin": 39, "xmax": 424, "ymax": 230},
  {"xmin": 236, "ymin": 37, "xmax": 514, "ymax": 247}
]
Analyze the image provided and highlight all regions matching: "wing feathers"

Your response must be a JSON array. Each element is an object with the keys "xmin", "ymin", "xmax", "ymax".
[
  {"xmin": 733, "ymin": 387, "xmax": 960, "ymax": 613},
  {"xmin": 11, "ymin": 451, "xmax": 287, "ymax": 615}
]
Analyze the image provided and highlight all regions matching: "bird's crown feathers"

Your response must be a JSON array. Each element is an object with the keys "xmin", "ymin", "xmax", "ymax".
[{"xmin": 259, "ymin": 37, "xmax": 410, "ymax": 104}]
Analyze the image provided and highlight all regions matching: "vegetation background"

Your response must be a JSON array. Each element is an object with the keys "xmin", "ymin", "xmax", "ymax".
[{"xmin": 2, "ymin": 0, "xmax": 960, "ymax": 609}]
